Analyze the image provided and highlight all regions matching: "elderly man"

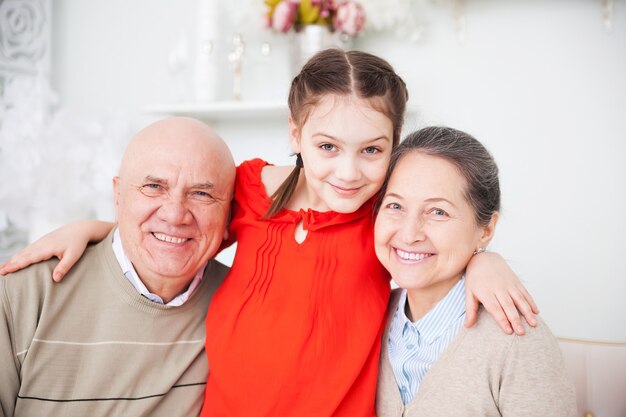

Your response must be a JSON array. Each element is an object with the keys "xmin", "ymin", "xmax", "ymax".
[{"xmin": 0, "ymin": 117, "xmax": 236, "ymax": 417}]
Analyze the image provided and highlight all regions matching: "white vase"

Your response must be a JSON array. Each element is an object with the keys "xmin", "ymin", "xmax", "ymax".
[
  {"xmin": 194, "ymin": 0, "xmax": 220, "ymax": 102},
  {"xmin": 290, "ymin": 25, "xmax": 352, "ymax": 75}
]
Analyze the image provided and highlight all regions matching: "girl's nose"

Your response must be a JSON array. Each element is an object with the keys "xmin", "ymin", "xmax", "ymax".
[{"xmin": 334, "ymin": 156, "xmax": 361, "ymax": 183}]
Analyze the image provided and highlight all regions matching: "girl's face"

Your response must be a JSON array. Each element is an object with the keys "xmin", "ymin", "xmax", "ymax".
[
  {"xmin": 374, "ymin": 151, "xmax": 497, "ymax": 300},
  {"xmin": 290, "ymin": 94, "xmax": 394, "ymax": 213}
]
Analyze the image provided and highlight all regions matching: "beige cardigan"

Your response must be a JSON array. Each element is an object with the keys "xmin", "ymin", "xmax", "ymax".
[{"xmin": 376, "ymin": 290, "xmax": 577, "ymax": 417}]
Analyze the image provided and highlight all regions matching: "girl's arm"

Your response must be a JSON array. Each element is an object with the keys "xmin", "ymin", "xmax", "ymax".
[
  {"xmin": 465, "ymin": 252, "xmax": 539, "ymax": 336},
  {"xmin": 0, "ymin": 220, "xmax": 114, "ymax": 282}
]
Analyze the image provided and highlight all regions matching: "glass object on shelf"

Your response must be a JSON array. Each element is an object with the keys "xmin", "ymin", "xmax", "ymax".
[
  {"xmin": 228, "ymin": 33, "xmax": 245, "ymax": 101},
  {"xmin": 168, "ymin": 30, "xmax": 190, "ymax": 103}
]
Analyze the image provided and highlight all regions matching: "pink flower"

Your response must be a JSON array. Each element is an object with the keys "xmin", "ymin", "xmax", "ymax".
[
  {"xmin": 333, "ymin": 1, "xmax": 365, "ymax": 35},
  {"xmin": 271, "ymin": 1, "xmax": 298, "ymax": 33}
]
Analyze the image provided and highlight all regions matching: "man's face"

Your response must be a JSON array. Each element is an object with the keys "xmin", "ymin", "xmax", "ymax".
[{"xmin": 113, "ymin": 126, "xmax": 233, "ymax": 286}]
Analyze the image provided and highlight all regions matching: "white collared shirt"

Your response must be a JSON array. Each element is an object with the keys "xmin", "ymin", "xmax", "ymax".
[{"xmin": 112, "ymin": 228, "xmax": 204, "ymax": 307}]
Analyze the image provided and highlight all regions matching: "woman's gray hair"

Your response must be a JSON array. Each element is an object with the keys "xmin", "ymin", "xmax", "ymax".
[{"xmin": 377, "ymin": 126, "xmax": 500, "ymax": 226}]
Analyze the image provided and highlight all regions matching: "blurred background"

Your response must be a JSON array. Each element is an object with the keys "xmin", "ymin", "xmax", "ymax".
[{"xmin": 1, "ymin": 0, "xmax": 625, "ymax": 345}]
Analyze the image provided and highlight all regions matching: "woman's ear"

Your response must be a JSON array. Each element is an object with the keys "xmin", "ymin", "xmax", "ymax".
[
  {"xmin": 288, "ymin": 115, "xmax": 301, "ymax": 154},
  {"xmin": 478, "ymin": 211, "xmax": 499, "ymax": 249}
]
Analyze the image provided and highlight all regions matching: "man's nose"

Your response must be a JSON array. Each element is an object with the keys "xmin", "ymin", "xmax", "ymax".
[{"xmin": 157, "ymin": 194, "xmax": 193, "ymax": 225}]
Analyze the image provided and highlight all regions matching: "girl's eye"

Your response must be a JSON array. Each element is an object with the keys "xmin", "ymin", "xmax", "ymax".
[
  {"xmin": 320, "ymin": 143, "xmax": 336, "ymax": 152},
  {"xmin": 363, "ymin": 146, "xmax": 380, "ymax": 154}
]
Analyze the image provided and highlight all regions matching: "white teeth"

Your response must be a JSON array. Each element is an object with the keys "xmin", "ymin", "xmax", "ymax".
[
  {"xmin": 396, "ymin": 249, "xmax": 431, "ymax": 261},
  {"xmin": 153, "ymin": 233, "xmax": 188, "ymax": 244}
]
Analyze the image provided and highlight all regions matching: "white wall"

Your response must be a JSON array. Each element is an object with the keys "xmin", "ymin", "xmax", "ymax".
[{"xmin": 49, "ymin": 0, "xmax": 626, "ymax": 342}]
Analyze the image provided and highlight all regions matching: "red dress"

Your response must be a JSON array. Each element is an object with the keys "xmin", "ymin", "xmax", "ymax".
[{"xmin": 201, "ymin": 159, "xmax": 391, "ymax": 416}]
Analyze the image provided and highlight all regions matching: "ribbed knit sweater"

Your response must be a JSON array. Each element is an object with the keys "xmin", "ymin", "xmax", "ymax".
[{"xmin": 0, "ymin": 231, "xmax": 228, "ymax": 417}]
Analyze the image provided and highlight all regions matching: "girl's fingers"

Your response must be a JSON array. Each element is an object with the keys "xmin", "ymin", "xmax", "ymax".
[
  {"xmin": 495, "ymin": 291, "xmax": 526, "ymax": 336},
  {"xmin": 52, "ymin": 247, "xmax": 83, "ymax": 282},
  {"xmin": 464, "ymin": 292, "xmax": 480, "ymax": 328},
  {"xmin": 482, "ymin": 293, "xmax": 514, "ymax": 335}
]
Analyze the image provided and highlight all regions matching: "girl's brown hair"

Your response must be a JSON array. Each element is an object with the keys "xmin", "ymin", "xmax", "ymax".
[{"xmin": 265, "ymin": 48, "xmax": 409, "ymax": 218}]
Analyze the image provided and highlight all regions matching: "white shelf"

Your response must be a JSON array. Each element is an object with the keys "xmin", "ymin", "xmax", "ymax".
[
  {"xmin": 146, "ymin": 101, "xmax": 420, "ymax": 125},
  {"xmin": 145, "ymin": 100, "xmax": 289, "ymax": 122}
]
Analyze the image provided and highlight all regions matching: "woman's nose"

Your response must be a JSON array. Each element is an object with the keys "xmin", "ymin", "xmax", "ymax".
[{"xmin": 400, "ymin": 215, "xmax": 426, "ymax": 243}]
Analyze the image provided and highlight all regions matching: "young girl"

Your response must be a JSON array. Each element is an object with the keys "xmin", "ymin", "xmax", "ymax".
[{"xmin": 1, "ymin": 50, "xmax": 537, "ymax": 416}]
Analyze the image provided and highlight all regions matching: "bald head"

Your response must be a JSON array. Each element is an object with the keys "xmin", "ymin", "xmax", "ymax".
[
  {"xmin": 120, "ymin": 117, "xmax": 234, "ymax": 181},
  {"xmin": 113, "ymin": 117, "xmax": 235, "ymax": 302}
]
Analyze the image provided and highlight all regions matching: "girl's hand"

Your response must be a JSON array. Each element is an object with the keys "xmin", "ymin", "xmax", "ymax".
[
  {"xmin": 0, "ymin": 220, "xmax": 115, "ymax": 282},
  {"xmin": 464, "ymin": 251, "xmax": 539, "ymax": 336}
]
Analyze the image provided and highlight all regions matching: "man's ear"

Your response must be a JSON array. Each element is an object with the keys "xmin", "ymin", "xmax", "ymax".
[
  {"xmin": 477, "ymin": 211, "xmax": 499, "ymax": 249},
  {"xmin": 112, "ymin": 177, "xmax": 121, "ymax": 220},
  {"xmin": 288, "ymin": 115, "xmax": 301, "ymax": 154}
]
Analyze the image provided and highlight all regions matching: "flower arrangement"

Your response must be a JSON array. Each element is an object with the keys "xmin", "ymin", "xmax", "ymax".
[{"xmin": 265, "ymin": 0, "xmax": 366, "ymax": 36}]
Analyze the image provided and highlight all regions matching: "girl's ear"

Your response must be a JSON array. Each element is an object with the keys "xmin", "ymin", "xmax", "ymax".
[
  {"xmin": 288, "ymin": 115, "xmax": 301, "ymax": 154},
  {"xmin": 477, "ymin": 211, "xmax": 499, "ymax": 249}
]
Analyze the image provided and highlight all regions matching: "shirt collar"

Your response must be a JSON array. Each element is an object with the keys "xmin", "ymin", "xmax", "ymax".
[
  {"xmin": 396, "ymin": 277, "xmax": 466, "ymax": 345},
  {"xmin": 112, "ymin": 228, "xmax": 205, "ymax": 307}
]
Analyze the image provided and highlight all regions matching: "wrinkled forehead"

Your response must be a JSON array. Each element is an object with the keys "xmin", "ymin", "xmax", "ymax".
[{"xmin": 125, "ymin": 142, "xmax": 227, "ymax": 188}]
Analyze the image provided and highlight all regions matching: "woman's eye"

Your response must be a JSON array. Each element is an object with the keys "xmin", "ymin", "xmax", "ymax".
[
  {"xmin": 386, "ymin": 202, "xmax": 401, "ymax": 210},
  {"xmin": 363, "ymin": 146, "xmax": 380, "ymax": 154},
  {"xmin": 320, "ymin": 143, "xmax": 336, "ymax": 152},
  {"xmin": 431, "ymin": 208, "xmax": 447, "ymax": 216}
]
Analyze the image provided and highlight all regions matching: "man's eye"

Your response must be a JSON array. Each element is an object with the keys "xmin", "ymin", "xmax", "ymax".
[
  {"xmin": 140, "ymin": 184, "xmax": 164, "ymax": 197},
  {"xmin": 191, "ymin": 191, "xmax": 212, "ymax": 199},
  {"xmin": 190, "ymin": 190, "xmax": 213, "ymax": 202}
]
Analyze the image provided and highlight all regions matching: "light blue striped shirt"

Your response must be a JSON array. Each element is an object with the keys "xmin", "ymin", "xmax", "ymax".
[{"xmin": 388, "ymin": 277, "xmax": 466, "ymax": 405}]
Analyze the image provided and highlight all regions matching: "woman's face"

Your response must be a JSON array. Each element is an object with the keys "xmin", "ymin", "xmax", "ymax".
[{"xmin": 375, "ymin": 151, "xmax": 496, "ymax": 298}]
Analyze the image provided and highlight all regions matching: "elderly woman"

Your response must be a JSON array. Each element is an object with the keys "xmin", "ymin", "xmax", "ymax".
[{"xmin": 374, "ymin": 127, "xmax": 576, "ymax": 416}]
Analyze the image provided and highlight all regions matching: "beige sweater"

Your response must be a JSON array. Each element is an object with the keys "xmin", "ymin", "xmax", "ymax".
[
  {"xmin": 0, "ymin": 231, "xmax": 228, "ymax": 417},
  {"xmin": 376, "ymin": 290, "xmax": 577, "ymax": 417}
]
